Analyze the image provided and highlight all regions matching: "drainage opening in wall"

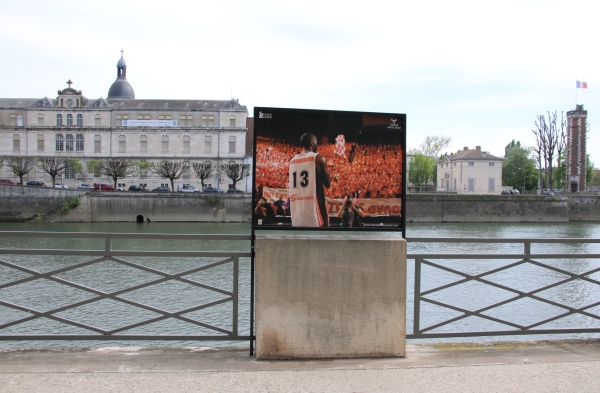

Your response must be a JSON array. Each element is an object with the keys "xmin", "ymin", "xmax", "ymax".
[{"xmin": 136, "ymin": 215, "xmax": 144, "ymax": 223}]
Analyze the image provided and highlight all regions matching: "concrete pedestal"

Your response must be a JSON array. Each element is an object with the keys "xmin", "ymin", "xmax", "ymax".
[{"xmin": 255, "ymin": 235, "xmax": 406, "ymax": 360}]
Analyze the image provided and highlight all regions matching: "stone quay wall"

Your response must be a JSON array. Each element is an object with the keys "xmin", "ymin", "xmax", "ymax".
[{"xmin": 1, "ymin": 185, "xmax": 598, "ymax": 223}]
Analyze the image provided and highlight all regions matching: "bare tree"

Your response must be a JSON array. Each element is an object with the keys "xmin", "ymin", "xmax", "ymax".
[
  {"xmin": 89, "ymin": 159, "xmax": 139, "ymax": 189},
  {"xmin": 192, "ymin": 161, "xmax": 215, "ymax": 190},
  {"xmin": 409, "ymin": 135, "xmax": 453, "ymax": 157},
  {"xmin": 149, "ymin": 161, "xmax": 186, "ymax": 192},
  {"xmin": 37, "ymin": 157, "xmax": 81, "ymax": 187},
  {"xmin": 532, "ymin": 111, "xmax": 565, "ymax": 189},
  {"xmin": 219, "ymin": 162, "xmax": 250, "ymax": 191},
  {"xmin": 4, "ymin": 156, "xmax": 36, "ymax": 185}
]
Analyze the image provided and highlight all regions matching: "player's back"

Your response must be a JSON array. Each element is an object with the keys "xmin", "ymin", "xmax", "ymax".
[{"xmin": 289, "ymin": 151, "xmax": 324, "ymax": 227}]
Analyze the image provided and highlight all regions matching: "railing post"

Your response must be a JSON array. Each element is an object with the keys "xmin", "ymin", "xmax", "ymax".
[
  {"xmin": 233, "ymin": 257, "xmax": 239, "ymax": 337},
  {"xmin": 105, "ymin": 236, "xmax": 112, "ymax": 257},
  {"xmin": 413, "ymin": 257, "xmax": 422, "ymax": 337},
  {"xmin": 524, "ymin": 241, "xmax": 531, "ymax": 260}
]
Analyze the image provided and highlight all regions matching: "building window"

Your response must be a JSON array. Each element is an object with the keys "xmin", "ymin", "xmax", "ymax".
[
  {"xmin": 183, "ymin": 135, "xmax": 190, "ymax": 153},
  {"xmin": 57, "ymin": 114, "xmax": 63, "ymax": 126},
  {"xmin": 67, "ymin": 114, "xmax": 73, "ymax": 126},
  {"xmin": 64, "ymin": 168, "xmax": 76, "ymax": 180},
  {"xmin": 11, "ymin": 115, "xmax": 23, "ymax": 127},
  {"xmin": 138, "ymin": 114, "xmax": 150, "ymax": 120},
  {"xmin": 65, "ymin": 134, "xmax": 74, "ymax": 151},
  {"xmin": 201, "ymin": 116, "xmax": 207, "ymax": 127},
  {"xmin": 140, "ymin": 135, "xmax": 147, "ymax": 153},
  {"xmin": 94, "ymin": 135, "xmax": 101, "ymax": 153},
  {"xmin": 76, "ymin": 134, "xmax": 84, "ymax": 151},
  {"xmin": 95, "ymin": 114, "xmax": 101, "ymax": 126},
  {"xmin": 119, "ymin": 135, "xmax": 126, "ymax": 153},
  {"xmin": 161, "ymin": 135, "xmax": 169, "ymax": 153},
  {"xmin": 37, "ymin": 134, "xmax": 45, "ymax": 152},
  {"xmin": 468, "ymin": 162, "xmax": 474, "ymax": 166},
  {"xmin": 204, "ymin": 135, "xmax": 212, "ymax": 153},
  {"xmin": 229, "ymin": 135, "xmax": 236, "ymax": 153},
  {"xmin": 38, "ymin": 115, "xmax": 44, "ymax": 126},
  {"xmin": 56, "ymin": 134, "xmax": 64, "ymax": 151},
  {"xmin": 488, "ymin": 178, "xmax": 495, "ymax": 192},
  {"xmin": 468, "ymin": 178, "xmax": 475, "ymax": 193},
  {"xmin": 13, "ymin": 135, "xmax": 20, "ymax": 152},
  {"xmin": 208, "ymin": 115, "xmax": 214, "ymax": 127},
  {"xmin": 140, "ymin": 163, "xmax": 148, "ymax": 178},
  {"xmin": 77, "ymin": 114, "xmax": 83, "ymax": 127},
  {"xmin": 183, "ymin": 161, "xmax": 190, "ymax": 178},
  {"xmin": 489, "ymin": 162, "xmax": 495, "ymax": 166},
  {"xmin": 180, "ymin": 115, "xmax": 187, "ymax": 127},
  {"xmin": 230, "ymin": 116, "xmax": 236, "ymax": 127}
]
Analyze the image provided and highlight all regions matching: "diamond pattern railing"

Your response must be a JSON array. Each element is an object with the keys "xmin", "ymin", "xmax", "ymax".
[
  {"xmin": 0, "ymin": 232, "xmax": 252, "ymax": 341},
  {"xmin": 407, "ymin": 237, "xmax": 600, "ymax": 339}
]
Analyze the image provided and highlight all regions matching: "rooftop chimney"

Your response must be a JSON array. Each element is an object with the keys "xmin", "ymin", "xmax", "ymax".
[
  {"xmin": 463, "ymin": 146, "xmax": 468, "ymax": 151},
  {"xmin": 476, "ymin": 146, "xmax": 481, "ymax": 151}
]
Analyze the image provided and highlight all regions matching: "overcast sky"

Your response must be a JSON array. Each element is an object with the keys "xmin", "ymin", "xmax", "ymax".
[{"xmin": 1, "ymin": 0, "xmax": 597, "ymax": 166}]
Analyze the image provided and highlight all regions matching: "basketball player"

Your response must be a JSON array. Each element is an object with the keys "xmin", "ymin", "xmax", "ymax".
[{"xmin": 288, "ymin": 133, "xmax": 331, "ymax": 227}]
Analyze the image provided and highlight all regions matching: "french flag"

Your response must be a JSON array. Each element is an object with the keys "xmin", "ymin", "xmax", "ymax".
[{"xmin": 576, "ymin": 80, "xmax": 588, "ymax": 89}]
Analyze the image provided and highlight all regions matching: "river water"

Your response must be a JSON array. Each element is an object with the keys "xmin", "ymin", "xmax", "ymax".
[{"xmin": 1, "ymin": 222, "xmax": 599, "ymax": 347}]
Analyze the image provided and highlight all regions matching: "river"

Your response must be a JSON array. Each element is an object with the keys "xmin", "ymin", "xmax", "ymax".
[{"xmin": 1, "ymin": 222, "xmax": 599, "ymax": 347}]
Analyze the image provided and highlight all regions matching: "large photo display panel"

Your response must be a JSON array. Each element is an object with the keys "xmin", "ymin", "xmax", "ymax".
[{"xmin": 253, "ymin": 107, "xmax": 406, "ymax": 232}]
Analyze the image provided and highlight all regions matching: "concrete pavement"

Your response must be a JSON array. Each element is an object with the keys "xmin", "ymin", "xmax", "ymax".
[{"xmin": 1, "ymin": 339, "xmax": 600, "ymax": 392}]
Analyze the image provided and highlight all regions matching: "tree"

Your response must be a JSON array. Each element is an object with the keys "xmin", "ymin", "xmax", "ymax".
[
  {"xmin": 408, "ymin": 153, "xmax": 436, "ymax": 187},
  {"xmin": 149, "ymin": 161, "xmax": 186, "ymax": 191},
  {"xmin": 4, "ymin": 156, "xmax": 36, "ymax": 185},
  {"xmin": 502, "ymin": 145, "xmax": 537, "ymax": 192},
  {"xmin": 410, "ymin": 135, "xmax": 452, "ymax": 157},
  {"xmin": 219, "ymin": 162, "xmax": 250, "ymax": 191},
  {"xmin": 504, "ymin": 140, "xmax": 521, "ymax": 158},
  {"xmin": 37, "ymin": 157, "xmax": 82, "ymax": 187},
  {"xmin": 532, "ymin": 111, "xmax": 565, "ymax": 190},
  {"xmin": 88, "ymin": 159, "xmax": 139, "ymax": 189},
  {"xmin": 586, "ymin": 154, "xmax": 595, "ymax": 185},
  {"xmin": 192, "ymin": 161, "xmax": 215, "ymax": 190}
]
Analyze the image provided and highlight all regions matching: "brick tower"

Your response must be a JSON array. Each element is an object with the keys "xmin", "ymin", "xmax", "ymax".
[{"xmin": 566, "ymin": 104, "xmax": 587, "ymax": 192}]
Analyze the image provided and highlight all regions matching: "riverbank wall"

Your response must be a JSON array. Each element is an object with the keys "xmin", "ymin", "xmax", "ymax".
[{"xmin": 1, "ymin": 185, "xmax": 599, "ymax": 223}]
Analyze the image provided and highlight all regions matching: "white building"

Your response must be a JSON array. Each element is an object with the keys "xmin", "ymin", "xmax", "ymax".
[
  {"xmin": 437, "ymin": 146, "xmax": 503, "ymax": 194},
  {"xmin": 0, "ymin": 53, "xmax": 248, "ymax": 191}
]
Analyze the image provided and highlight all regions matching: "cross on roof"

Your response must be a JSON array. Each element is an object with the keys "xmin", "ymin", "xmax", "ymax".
[
  {"xmin": 120, "ymin": 49, "xmax": 124, "ymax": 58},
  {"xmin": 66, "ymin": 79, "xmax": 73, "ymax": 88}
]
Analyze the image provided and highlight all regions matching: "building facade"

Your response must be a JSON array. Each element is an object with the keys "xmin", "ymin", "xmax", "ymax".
[
  {"xmin": 0, "ymin": 54, "xmax": 248, "ymax": 191},
  {"xmin": 437, "ymin": 146, "xmax": 503, "ymax": 194},
  {"xmin": 566, "ymin": 104, "xmax": 587, "ymax": 192}
]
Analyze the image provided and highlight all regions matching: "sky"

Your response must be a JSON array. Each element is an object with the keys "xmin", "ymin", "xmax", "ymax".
[{"xmin": 1, "ymin": 0, "xmax": 598, "ymax": 166}]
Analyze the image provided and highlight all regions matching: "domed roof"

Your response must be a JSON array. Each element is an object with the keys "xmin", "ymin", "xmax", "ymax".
[
  {"xmin": 107, "ymin": 52, "xmax": 135, "ymax": 99},
  {"xmin": 107, "ymin": 79, "xmax": 135, "ymax": 99}
]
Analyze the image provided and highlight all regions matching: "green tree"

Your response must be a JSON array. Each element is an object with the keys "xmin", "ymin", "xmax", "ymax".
[
  {"xmin": 410, "ymin": 135, "xmax": 452, "ymax": 157},
  {"xmin": 192, "ymin": 161, "xmax": 215, "ymax": 190},
  {"xmin": 408, "ymin": 153, "xmax": 436, "ymax": 187},
  {"xmin": 502, "ymin": 145, "xmax": 537, "ymax": 192},
  {"xmin": 219, "ymin": 162, "xmax": 250, "ymax": 191},
  {"xmin": 88, "ymin": 159, "xmax": 139, "ymax": 189},
  {"xmin": 37, "ymin": 157, "xmax": 82, "ymax": 187},
  {"xmin": 4, "ymin": 156, "xmax": 36, "ymax": 185},
  {"xmin": 586, "ymin": 154, "xmax": 595, "ymax": 185},
  {"xmin": 149, "ymin": 160, "xmax": 186, "ymax": 192},
  {"xmin": 504, "ymin": 140, "xmax": 521, "ymax": 157}
]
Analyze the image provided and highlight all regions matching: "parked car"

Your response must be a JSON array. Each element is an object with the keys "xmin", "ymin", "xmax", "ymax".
[
  {"xmin": 128, "ymin": 185, "xmax": 144, "ymax": 192},
  {"xmin": 151, "ymin": 186, "xmax": 170, "ymax": 192},
  {"xmin": 55, "ymin": 183, "xmax": 68, "ymax": 189},
  {"xmin": 77, "ymin": 183, "xmax": 94, "ymax": 190},
  {"xmin": 93, "ymin": 183, "xmax": 115, "ymax": 191},
  {"xmin": 0, "ymin": 179, "xmax": 15, "ymax": 185},
  {"xmin": 177, "ymin": 184, "xmax": 199, "ymax": 193},
  {"xmin": 501, "ymin": 189, "xmax": 511, "ymax": 195},
  {"xmin": 26, "ymin": 181, "xmax": 45, "ymax": 187},
  {"xmin": 226, "ymin": 188, "xmax": 244, "ymax": 193},
  {"xmin": 510, "ymin": 189, "xmax": 520, "ymax": 195},
  {"xmin": 202, "ymin": 187, "xmax": 221, "ymax": 193}
]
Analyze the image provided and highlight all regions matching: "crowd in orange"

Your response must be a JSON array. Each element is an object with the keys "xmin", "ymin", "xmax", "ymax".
[{"xmin": 255, "ymin": 138, "xmax": 403, "ymax": 199}]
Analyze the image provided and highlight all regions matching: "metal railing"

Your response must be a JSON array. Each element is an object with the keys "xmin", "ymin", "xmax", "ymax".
[
  {"xmin": 407, "ymin": 237, "xmax": 600, "ymax": 339},
  {"xmin": 2, "ymin": 233, "xmax": 600, "ymax": 343},
  {"xmin": 0, "ymin": 232, "xmax": 252, "ymax": 342}
]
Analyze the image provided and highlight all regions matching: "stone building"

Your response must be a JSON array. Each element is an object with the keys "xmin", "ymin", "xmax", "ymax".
[
  {"xmin": 0, "ymin": 53, "xmax": 248, "ymax": 191},
  {"xmin": 437, "ymin": 146, "xmax": 503, "ymax": 194},
  {"xmin": 566, "ymin": 104, "xmax": 587, "ymax": 192}
]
